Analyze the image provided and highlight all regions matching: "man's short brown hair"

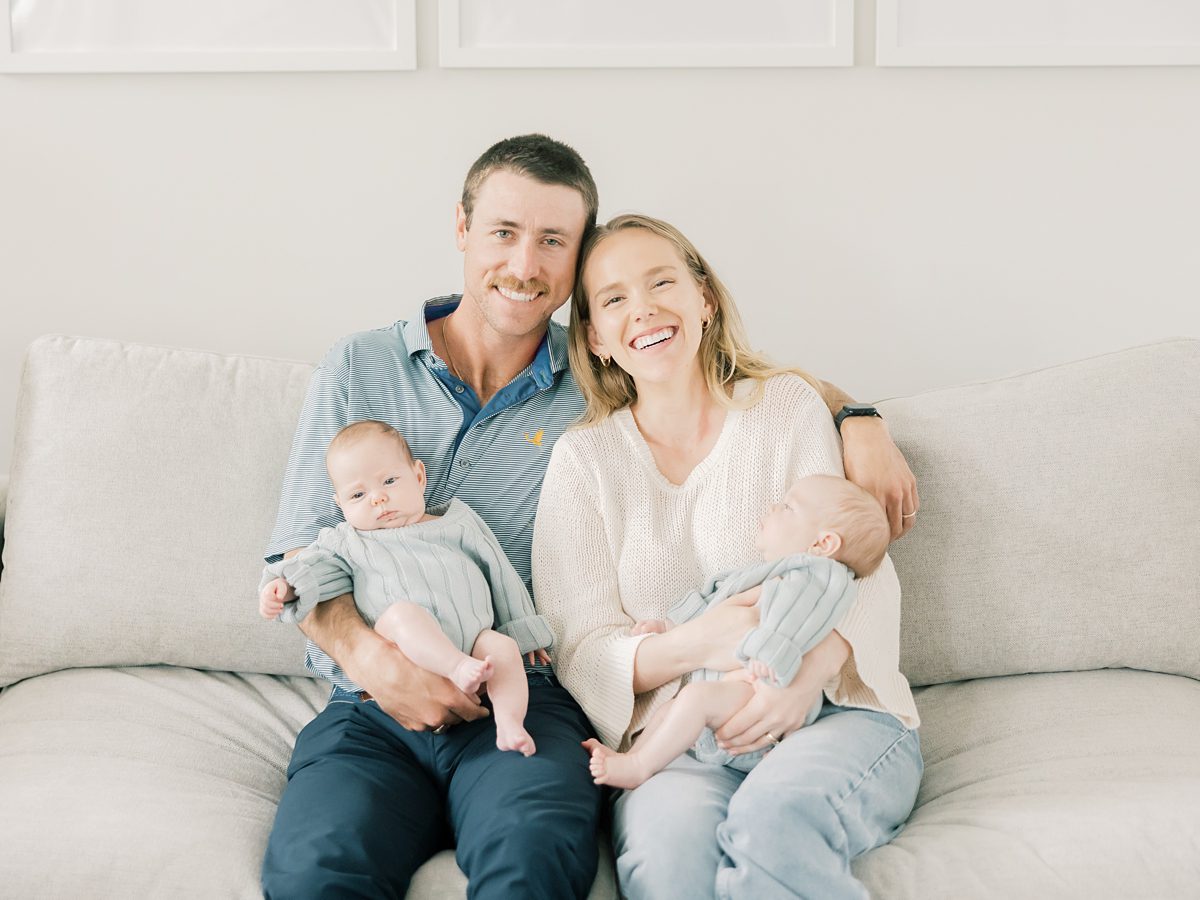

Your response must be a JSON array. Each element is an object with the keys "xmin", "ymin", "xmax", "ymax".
[{"xmin": 461, "ymin": 134, "xmax": 598, "ymax": 232}]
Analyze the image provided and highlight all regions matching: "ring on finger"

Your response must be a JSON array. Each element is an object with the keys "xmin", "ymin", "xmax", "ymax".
[
  {"xmin": 432, "ymin": 724, "xmax": 449, "ymax": 735},
  {"xmin": 765, "ymin": 732, "xmax": 781, "ymax": 745},
  {"xmin": 901, "ymin": 510, "xmax": 917, "ymax": 518}
]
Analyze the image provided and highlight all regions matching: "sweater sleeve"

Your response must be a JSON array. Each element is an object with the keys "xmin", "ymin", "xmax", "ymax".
[
  {"xmin": 532, "ymin": 438, "xmax": 653, "ymax": 749},
  {"xmin": 776, "ymin": 378, "xmax": 919, "ymax": 728},
  {"xmin": 455, "ymin": 501, "xmax": 554, "ymax": 654},
  {"xmin": 259, "ymin": 528, "xmax": 354, "ymax": 624}
]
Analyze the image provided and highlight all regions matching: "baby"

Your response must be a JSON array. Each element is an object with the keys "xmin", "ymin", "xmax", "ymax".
[
  {"xmin": 583, "ymin": 474, "xmax": 890, "ymax": 788},
  {"xmin": 260, "ymin": 420, "xmax": 553, "ymax": 756}
]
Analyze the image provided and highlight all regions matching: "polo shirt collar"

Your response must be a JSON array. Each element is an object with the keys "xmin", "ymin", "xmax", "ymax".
[{"xmin": 403, "ymin": 295, "xmax": 570, "ymax": 386}]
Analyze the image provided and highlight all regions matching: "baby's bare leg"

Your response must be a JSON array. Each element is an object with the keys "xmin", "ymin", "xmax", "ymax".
[
  {"xmin": 374, "ymin": 602, "xmax": 493, "ymax": 695},
  {"xmin": 471, "ymin": 629, "xmax": 535, "ymax": 757},
  {"xmin": 582, "ymin": 680, "xmax": 754, "ymax": 790}
]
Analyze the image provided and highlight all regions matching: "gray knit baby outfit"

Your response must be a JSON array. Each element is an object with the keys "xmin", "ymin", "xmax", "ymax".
[
  {"xmin": 261, "ymin": 498, "xmax": 553, "ymax": 656},
  {"xmin": 667, "ymin": 553, "xmax": 856, "ymax": 772}
]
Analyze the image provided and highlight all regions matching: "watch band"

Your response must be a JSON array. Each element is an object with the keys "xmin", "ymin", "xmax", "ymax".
[{"xmin": 834, "ymin": 404, "xmax": 882, "ymax": 433}]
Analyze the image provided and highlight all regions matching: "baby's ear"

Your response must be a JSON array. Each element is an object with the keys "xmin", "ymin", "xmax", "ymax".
[{"xmin": 808, "ymin": 530, "xmax": 843, "ymax": 559}]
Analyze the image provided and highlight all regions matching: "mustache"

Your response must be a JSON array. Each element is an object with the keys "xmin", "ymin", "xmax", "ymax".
[{"xmin": 488, "ymin": 275, "xmax": 551, "ymax": 296}]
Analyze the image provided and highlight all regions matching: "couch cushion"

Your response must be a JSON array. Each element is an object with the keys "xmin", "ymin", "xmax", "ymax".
[
  {"xmin": 854, "ymin": 669, "xmax": 1200, "ymax": 899},
  {"xmin": 0, "ymin": 667, "xmax": 618, "ymax": 899},
  {"xmin": 0, "ymin": 666, "xmax": 326, "ymax": 898},
  {"xmin": 881, "ymin": 339, "xmax": 1200, "ymax": 686},
  {"xmin": 0, "ymin": 335, "xmax": 315, "ymax": 685}
]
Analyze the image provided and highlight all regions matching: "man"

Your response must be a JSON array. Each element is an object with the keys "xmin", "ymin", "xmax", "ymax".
[{"xmin": 260, "ymin": 134, "xmax": 918, "ymax": 898}]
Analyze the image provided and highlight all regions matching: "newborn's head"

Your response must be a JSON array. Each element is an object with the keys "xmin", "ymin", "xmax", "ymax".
[
  {"xmin": 755, "ymin": 475, "xmax": 890, "ymax": 578},
  {"xmin": 326, "ymin": 420, "xmax": 427, "ymax": 531}
]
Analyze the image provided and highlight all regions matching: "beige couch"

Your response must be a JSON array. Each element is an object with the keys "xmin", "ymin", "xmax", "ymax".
[{"xmin": 1, "ymin": 335, "xmax": 1197, "ymax": 899}]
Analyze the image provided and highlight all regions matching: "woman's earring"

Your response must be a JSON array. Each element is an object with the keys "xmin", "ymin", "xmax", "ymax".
[
  {"xmin": 701, "ymin": 316, "xmax": 712, "ymax": 332},
  {"xmin": 599, "ymin": 353, "xmax": 611, "ymax": 368}
]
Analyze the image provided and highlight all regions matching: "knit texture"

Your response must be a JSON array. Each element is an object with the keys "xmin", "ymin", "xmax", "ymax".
[
  {"xmin": 533, "ymin": 375, "xmax": 919, "ymax": 750},
  {"xmin": 262, "ymin": 499, "xmax": 553, "ymax": 656},
  {"xmin": 671, "ymin": 554, "xmax": 858, "ymax": 689}
]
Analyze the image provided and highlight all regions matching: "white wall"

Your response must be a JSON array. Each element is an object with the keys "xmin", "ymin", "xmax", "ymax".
[{"xmin": 2, "ymin": 1, "xmax": 1198, "ymax": 472}]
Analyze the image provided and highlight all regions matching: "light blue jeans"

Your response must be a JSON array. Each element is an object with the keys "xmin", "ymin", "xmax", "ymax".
[{"xmin": 612, "ymin": 702, "xmax": 923, "ymax": 900}]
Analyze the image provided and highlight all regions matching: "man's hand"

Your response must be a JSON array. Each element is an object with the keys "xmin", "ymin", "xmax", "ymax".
[
  {"xmin": 840, "ymin": 416, "xmax": 919, "ymax": 540},
  {"xmin": 299, "ymin": 593, "xmax": 488, "ymax": 731},
  {"xmin": 259, "ymin": 577, "xmax": 293, "ymax": 619},
  {"xmin": 358, "ymin": 634, "xmax": 489, "ymax": 731}
]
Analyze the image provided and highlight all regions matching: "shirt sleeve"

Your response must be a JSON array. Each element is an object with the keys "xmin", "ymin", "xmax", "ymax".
[
  {"xmin": 532, "ymin": 438, "xmax": 654, "ymax": 749},
  {"xmin": 264, "ymin": 343, "xmax": 351, "ymax": 562},
  {"xmin": 455, "ymin": 502, "xmax": 554, "ymax": 654}
]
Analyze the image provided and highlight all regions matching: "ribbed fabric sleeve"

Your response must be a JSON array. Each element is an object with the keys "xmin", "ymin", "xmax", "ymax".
[
  {"xmin": 533, "ymin": 375, "xmax": 919, "ymax": 750},
  {"xmin": 260, "ymin": 528, "xmax": 354, "ymax": 625},
  {"xmin": 451, "ymin": 501, "xmax": 554, "ymax": 654},
  {"xmin": 736, "ymin": 557, "xmax": 857, "ymax": 688}
]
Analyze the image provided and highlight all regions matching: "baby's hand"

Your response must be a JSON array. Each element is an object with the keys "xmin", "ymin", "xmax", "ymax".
[
  {"xmin": 259, "ymin": 578, "xmax": 294, "ymax": 619},
  {"xmin": 528, "ymin": 648, "xmax": 553, "ymax": 666},
  {"xmin": 630, "ymin": 619, "xmax": 670, "ymax": 636},
  {"xmin": 746, "ymin": 659, "xmax": 778, "ymax": 683}
]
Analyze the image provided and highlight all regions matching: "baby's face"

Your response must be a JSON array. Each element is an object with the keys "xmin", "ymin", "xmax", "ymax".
[
  {"xmin": 327, "ymin": 434, "xmax": 427, "ymax": 531},
  {"xmin": 755, "ymin": 478, "xmax": 833, "ymax": 559}
]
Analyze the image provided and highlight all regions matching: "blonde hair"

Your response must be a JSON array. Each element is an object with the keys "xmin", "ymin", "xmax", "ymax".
[
  {"xmin": 569, "ymin": 213, "xmax": 822, "ymax": 427},
  {"xmin": 326, "ymin": 420, "xmax": 414, "ymax": 468},
  {"xmin": 808, "ymin": 475, "xmax": 891, "ymax": 578}
]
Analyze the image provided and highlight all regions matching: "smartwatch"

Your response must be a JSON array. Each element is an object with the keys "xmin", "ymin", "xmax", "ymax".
[{"xmin": 834, "ymin": 404, "xmax": 882, "ymax": 433}]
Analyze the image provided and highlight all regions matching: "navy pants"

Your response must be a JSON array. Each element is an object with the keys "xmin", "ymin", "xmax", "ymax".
[{"xmin": 262, "ymin": 674, "xmax": 603, "ymax": 900}]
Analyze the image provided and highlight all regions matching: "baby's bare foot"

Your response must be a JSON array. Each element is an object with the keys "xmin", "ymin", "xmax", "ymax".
[
  {"xmin": 496, "ymin": 721, "xmax": 536, "ymax": 757},
  {"xmin": 582, "ymin": 738, "xmax": 649, "ymax": 790},
  {"xmin": 451, "ymin": 655, "xmax": 494, "ymax": 694}
]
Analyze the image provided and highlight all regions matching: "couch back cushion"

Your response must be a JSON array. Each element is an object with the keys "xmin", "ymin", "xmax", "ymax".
[
  {"xmin": 883, "ymin": 339, "xmax": 1200, "ymax": 687},
  {"xmin": 0, "ymin": 336, "xmax": 315, "ymax": 685}
]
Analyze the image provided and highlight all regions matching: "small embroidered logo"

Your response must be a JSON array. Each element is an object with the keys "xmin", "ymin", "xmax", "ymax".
[{"xmin": 523, "ymin": 429, "xmax": 545, "ymax": 447}]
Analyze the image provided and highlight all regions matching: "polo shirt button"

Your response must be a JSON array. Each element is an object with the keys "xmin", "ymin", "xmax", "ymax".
[
  {"xmin": 454, "ymin": 385, "xmax": 464, "ymax": 394},
  {"xmin": 459, "ymin": 458, "xmax": 471, "ymax": 468}
]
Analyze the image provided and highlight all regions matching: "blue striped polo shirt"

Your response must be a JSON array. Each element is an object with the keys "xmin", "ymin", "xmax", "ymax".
[{"xmin": 266, "ymin": 295, "xmax": 585, "ymax": 692}]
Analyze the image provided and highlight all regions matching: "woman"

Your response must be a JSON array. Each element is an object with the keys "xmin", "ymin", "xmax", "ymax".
[{"xmin": 532, "ymin": 214, "xmax": 923, "ymax": 899}]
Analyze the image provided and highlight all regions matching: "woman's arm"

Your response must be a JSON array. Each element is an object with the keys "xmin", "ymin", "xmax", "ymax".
[
  {"xmin": 631, "ymin": 587, "xmax": 761, "ymax": 693},
  {"xmin": 712, "ymin": 376, "xmax": 910, "ymax": 748},
  {"xmin": 818, "ymin": 379, "xmax": 919, "ymax": 541}
]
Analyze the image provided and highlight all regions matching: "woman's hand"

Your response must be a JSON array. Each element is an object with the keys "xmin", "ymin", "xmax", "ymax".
[
  {"xmin": 632, "ymin": 587, "xmax": 762, "ymax": 693},
  {"xmin": 688, "ymin": 585, "xmax": 761, "ymax": 671},
  {"xmin": 714, "ymin": 676, "xmax": 824, "ymax": 756},
  {"xmin": 715, "ymin": 630, "xmax": 850, "ymax": 754}
]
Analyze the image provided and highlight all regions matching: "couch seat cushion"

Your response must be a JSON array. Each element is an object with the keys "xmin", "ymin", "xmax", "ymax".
[
  {"xmin": 854, "ymin": 669, "xmax": 1200, "ymax": 899},
  {"xmin": 0, "ymin": 666, "xmax": 617, "ymax": 899},
  {"xmin": 0, "ymin": 666, "xmax": 326, "ymax": 898}
]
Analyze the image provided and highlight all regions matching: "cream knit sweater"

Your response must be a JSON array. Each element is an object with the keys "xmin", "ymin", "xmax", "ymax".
[{"xmin": 532, "ymin": 375, "xmax": 920, "ymax": 750}]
